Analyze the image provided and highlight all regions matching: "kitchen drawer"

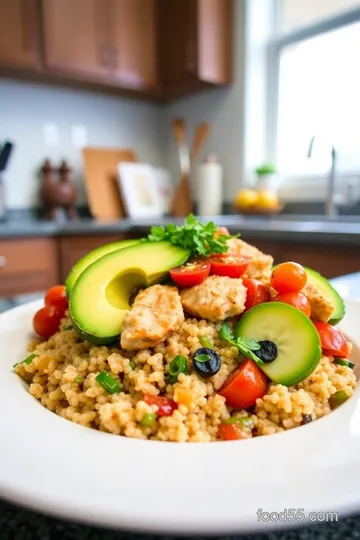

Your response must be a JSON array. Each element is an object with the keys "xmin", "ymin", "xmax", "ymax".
[{"xmin": 0, "ymin": 238, "xmax": 58, "ymax": 296}]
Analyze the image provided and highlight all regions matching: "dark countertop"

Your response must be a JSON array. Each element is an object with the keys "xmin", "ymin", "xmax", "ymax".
[{"xmin": 1, "ymin": 213, "xmax": 360, "ymax": 245}]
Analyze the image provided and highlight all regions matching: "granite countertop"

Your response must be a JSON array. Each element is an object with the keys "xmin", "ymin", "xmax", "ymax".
[
  {"xmin": 0, "ymin": 213, "xmax": 360, "ymax": 244},
  {"xmin": 1, "ymin": 273, "xmax": 360, "ymax": 540}
]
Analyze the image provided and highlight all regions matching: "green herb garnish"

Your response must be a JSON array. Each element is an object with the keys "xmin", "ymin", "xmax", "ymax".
[
  {"xmin": 168, "ymin": 355, "xmax": 187, "ymax": 383},
  {"xmin": 334, "ymin": 358, "xmax": 355, "ymax": 369},
  {"xmin": 13, "ymin": 353, "xmax": 36, "ymax": 368},
  {"xmin": 75, "ymin": 375, "xmax": 84, "ymax": 384},
  {"xmin": 219, "ymin": 323, "xmax": 264, "ymax": 365},
  {"xmin": 224, "ymin": 417, "xmax": 254, "ymax": 429},
  {"xmin": 199, "ymin": 336, "xmax": 213, "ymax": 349},
  {"xmin": 195, "ymin": 353, "xmax": 212, "ymax": 363},
  {"xmin": 95, "ymin": 372, "xmax": 122, "ymax": 394},
  {"xmin": 129, "ymin": 360, "xmax": 136, "ymax": 370},
  {"xmin": 140, "ymin": 412, "xmax": 157, "ymax": 427},
  {"xmin": 329, "ymin": 390, "xmax": 349, "ymax": 409},
  {"xmin": 142, "ymin": 214, "xmax": 239, "ymax": 257}
]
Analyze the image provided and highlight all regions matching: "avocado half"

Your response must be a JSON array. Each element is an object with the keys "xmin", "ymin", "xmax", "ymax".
[
  {"xmin": 303, "ymin": 266, "xmax": 345, "ymax": 325},
  {"xmin": 69, "ymin": 241, "xmax": 190, "ymax": 345},
  {"xmin": 66, "ymin": 239, "xmax": 140, "ymax": 296}
]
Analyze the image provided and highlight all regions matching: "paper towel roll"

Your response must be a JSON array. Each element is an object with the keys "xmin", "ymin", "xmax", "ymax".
[{"xmin": 196, "ymin": 155, "xmax": 223, "ymax": 216}]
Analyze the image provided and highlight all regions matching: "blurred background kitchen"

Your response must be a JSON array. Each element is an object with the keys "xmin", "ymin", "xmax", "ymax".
[{"xmin": 0, "ymin": 0, "xmax": 360, "ymax": 312}]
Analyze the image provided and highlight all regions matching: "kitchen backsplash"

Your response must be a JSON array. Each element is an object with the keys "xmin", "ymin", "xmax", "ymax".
[{"xmin": 0, "ymin": 79, "xmax": 165, "ymax": 208}]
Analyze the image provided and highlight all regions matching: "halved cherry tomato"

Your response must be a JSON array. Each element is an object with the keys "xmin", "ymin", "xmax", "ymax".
[
  {"xmin": 45, "ymin": 285, "xmax": 69, "ymax": 315},
  {"xmin": 313, "ymin": 322, "xmax": 350, "ymax": 358},
  {"xmin": 209, "ymin": 255, "xmax": 250, "ymax": 279},
  {"xmin": 273, "ymin": 292, "xmax": 311, "ymax": 317},
  {"xmin": 143, "ymin": 394, "xmax": 178, "ymax": 416},
  {"xmin": 270, "ymin": 262, "xmax": 307, "ymax": 293},
  {"xmin": 219, "ymin": 359, "xmax": 268, "ymax": 409},
  {"xmin": 218, "ymin": 422, "xmax": 243, "ymax": 441},
  {"xmin": 169, "ymin": 260, "xmax": 211, "ymax": 288},
  {"xmin": 33, "ymin": 305, "xmax": 63, "ymax": 338},
  {"xmin": 242, "ymin": 278, "xmax": 270, "ymax": 311}
]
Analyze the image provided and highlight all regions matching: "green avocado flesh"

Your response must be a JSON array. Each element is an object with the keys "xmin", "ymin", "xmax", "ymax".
[
  {"xmin": 235, "ymin": 302, "xmax": 322, "ymax": 386},
  {"xmin": 66, "ymin": 239, "xmax": 140, "ymax": 296},
  {"xmin": 70, "ymin": 241, "xmax": 190, "ymax": 345},
  {"xmin": 303, "ymin": 266, "xmax": 345, "ymax": 325}
]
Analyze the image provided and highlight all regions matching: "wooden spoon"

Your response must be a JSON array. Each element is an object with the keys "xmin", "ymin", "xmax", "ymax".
[{"xmin": 190, "ymin": 122, "xmax": 211, "ymax": 164}]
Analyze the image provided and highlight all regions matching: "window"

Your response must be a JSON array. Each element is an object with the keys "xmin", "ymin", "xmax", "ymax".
[{"xmin": 267, "ymin": 0, "xmax": 360, "ymax": 178}]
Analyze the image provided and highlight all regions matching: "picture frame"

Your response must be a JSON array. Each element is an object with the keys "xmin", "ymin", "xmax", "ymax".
[{"xmin": 117, "ymin": 162, "xmax": 163, "ymax": 219}]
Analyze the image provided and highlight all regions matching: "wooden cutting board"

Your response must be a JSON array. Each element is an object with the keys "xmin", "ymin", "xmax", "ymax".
[{"xmin": 82, "ymin": 147, "xmax": 137, "ymax": 221}]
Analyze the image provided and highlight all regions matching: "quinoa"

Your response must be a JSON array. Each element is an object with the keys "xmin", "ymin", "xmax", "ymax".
[{"xmin": 15, "ymin": 314, "xmax": 357, "ymax": 442}]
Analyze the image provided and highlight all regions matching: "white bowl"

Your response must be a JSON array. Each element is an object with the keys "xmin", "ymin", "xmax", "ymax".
[{"xmin": 0, "ymin": 299, "xmax": 360, "ymax": 535}]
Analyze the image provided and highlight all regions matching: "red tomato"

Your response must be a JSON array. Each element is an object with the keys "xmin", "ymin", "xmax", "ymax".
[
  {"xmin": 209, "ymin": 255, "xmax": 250, "ymax": 279},
  {"xmin": 45, "ymin": 285, "xmax": 69, "ymax": 315},
  {"xmin": 218, "ymin": 422, "xmax": 243, "ymax": 441},
  {"xmin": 219, "ymin": 359, "xmax": 268, "ymax": 409},
  {"xmin": 273, "ymin": 292, "xmax": 311, "ymax": 317},
  {"xmin": 143, "ymin": 394, "xmax": 178, "ymax": 416},
  {"xmin": 169, "ymin": 260, "xmax": 211, "ymax": 288},
  {"xmin": 242, "ymin": 278, "xmax": 270, "ymax": 311},
  {"xmin": 313, "ymin": 322, "xmax": 350, "ymax": 358},
  {"xmin": 33, "ymin": 306, "xmax": 63, "ymax": 338},
  {"xmin": 270, "ymin": 262, "xmax": 307, "ymax": 293}
]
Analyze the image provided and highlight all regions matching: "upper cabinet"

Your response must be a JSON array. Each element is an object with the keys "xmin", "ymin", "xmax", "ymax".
[
  {"xmin": 0, "ymin": 0, "xmax": 233, "ymax": 100},
  {"xmin": 0, "ymin": 0, "xmax": 41, "ymax": 70}
]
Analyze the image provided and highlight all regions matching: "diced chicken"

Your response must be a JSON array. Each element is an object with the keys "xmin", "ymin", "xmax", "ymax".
[
  {"xmin": 180, "ymin": 275, "xmax": 246, "ymax": 322},
  {"xmin": 302, "ymin": 283, "xmax": 335, "ymax": 322},
  {"xmin": 121, "ymin": 285, "xmax": 184, "ymax": 350},
  {"xmin": 226, "ymin": 238, "xmax": 273, "ymax": 282}
]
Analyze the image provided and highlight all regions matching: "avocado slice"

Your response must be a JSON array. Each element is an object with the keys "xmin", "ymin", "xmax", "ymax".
[
  {"xmin": 70, "ymin": 241, "xmax": 190, "ymax": 345},
  {"xmin": 303, "ymin": 266, "xmax": 345, "ymax": 325},
  {"xmin": 235, "ymin": 302, "xmax": 322, "ymax": 386},
  {"xmin": 66, "ymin": 239, "xmax": 139, "ymax": 296}
]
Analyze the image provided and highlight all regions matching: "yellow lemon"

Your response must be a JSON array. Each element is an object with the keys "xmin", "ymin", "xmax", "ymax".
[
  {"xmin": 256, "ymin": 190, "xmax": 279, "ymax": 209},
  {"xmin": 235, "ymin": 189, "xmax": 259, "ymax": 208}
]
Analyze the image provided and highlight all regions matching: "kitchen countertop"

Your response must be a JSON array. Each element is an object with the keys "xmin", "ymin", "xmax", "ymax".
[
  {"xmin": 0, "ymin": 214, "xmax": 360, "ymax": 244},
  {"xmin": 1, "ymin": 272, "xmax": 360, "ymax": 540}
]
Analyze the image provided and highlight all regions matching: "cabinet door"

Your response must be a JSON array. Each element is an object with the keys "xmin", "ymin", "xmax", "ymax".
[
  {"xmin": 42, "ymin": 0, "xmax": 110, "ymax": 79},
  {"xmin": 0, "ymin": 0, "xmax": 41, "ymax": 69},
  {"xmin": 109, "ymin": 0, "xmax": 157, "ymax": 90}
]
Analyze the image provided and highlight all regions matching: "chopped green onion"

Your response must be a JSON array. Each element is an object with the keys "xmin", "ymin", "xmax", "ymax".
[
  {"xmin": 13, "ymin": 353, "xmax": 36, "ymax": 368},
  {"xmin": 64, "ymin": 325, "xmax": 73, "ymax": 331},
  {"xmin": 334, "ymin": 358, "xmax": 355, "ymax": 369},
  {"xmin": 129, "ymin": 360, "xmax": 136, "ymax": 370},
  {"xmin": 168, "ymin": 355, "xmax": 187, "ymax": 383},
  {"xmin": 75, "ymin": 375, "xmax": 84, "ymax": 384},
  {"xmin": 329, "ymin": 390, "xmax": 349, "ymax": 409},
  {"xmin": 224, "ymin": 417, "xmax": 254, "ymax": 429},
  {"xmin": 199, "ymin": 336, "xmax": 213, "ymax": 349},
  {"xmin": 194, "ymin": 353, "xmax": 211, "ymax": 363},
  {"xmin": 140, "ymin": 412, "xmax": 157, "ymax": 427},
  {"xmin": 95, "ymin": 371, "xmax": 121, "ymax": 394}
]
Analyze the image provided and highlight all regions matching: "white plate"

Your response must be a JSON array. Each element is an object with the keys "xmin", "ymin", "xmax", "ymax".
[{"xmin": 1, "ymin": 299, "xmax": 360, "ymax": 535}]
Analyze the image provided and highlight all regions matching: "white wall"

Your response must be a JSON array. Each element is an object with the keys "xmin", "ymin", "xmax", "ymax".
[
  {"xmin": 162, "ymin": 0, "xmax": 246, "ymax": 203},
  {"xmin": 0, "ymin": 79, "xmax": 164, "ymax": 208}
]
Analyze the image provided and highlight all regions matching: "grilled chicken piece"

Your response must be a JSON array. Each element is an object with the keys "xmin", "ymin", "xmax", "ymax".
[
  {"xmin": 226, "ymin": 238, "xmax": 273, "ymax": 282},
  {"xmin": 180, "ymin": 275, "xmax": 246, "ymax": 322},
  {"xmin": 302, "ymin": 283, "xmax": 335, "ymax": 322},
  {"xmin": 121, "ymin": 285, "xmax": 184, "ymax": 350}
]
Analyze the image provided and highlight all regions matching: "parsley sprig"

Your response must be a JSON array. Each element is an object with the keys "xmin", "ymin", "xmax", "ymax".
[
  {"xmin": 219, "ymin": 323, "xmax": 264, "ymax": 365},
  {"xmin": 142, "ymin": 214, "xmax": 239, "ymax": 257}
]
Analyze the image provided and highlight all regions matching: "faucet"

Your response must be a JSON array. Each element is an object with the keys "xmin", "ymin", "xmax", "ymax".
[{"xmin": 307, "ymin": 135, "xmax": 337, "ymax": 217}]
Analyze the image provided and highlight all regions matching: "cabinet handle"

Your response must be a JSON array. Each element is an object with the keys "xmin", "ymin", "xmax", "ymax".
[{"xmin": 0, "ymin": 256, "xmax": 7, "ymax": 268}]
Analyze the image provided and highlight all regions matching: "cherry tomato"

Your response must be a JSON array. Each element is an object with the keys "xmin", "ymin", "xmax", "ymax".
[
  {"xmin": 45, "ymin": 285, "xmax": 69, "ymax": 315},
  {"xmin": 313, "ymin": 322, "xmax": 350, "ymax": 358},
  {"xmin": 273, "ymin": 292, "xmax": 311, "ymax": 317},
  {"xmin": 270, "ymin": 262, "xmax": 307, "ymax": 293},
  {"xmin": 242, "ymin": 278, "xmax": 270, "ymax": 311},
  {"xmin": 143, "ymin": 394, "xmax": 178, "ymax": 416},
  {"xmin": 209, "ymin": 255, "xmax": 250, "ymax": 279},
  {"xmin": 169, "ymin": 260, "xmax": 211, "ymax": 288},
  {"xmin": 218, "ymin": 422, "xmax": 243, "ymax": 441},
  {"xmin": 33, "ymin": 305, "xmax": 63, "ymax": 338},
  {"xmin": 219, "ymin": 359, "xmax": 268, "ymax": 409}
]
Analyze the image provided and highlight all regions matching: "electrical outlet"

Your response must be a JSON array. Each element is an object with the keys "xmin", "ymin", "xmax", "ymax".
[
  {"xmin": 43, "ymin": 123, "xmax": 59, "ymax": 147},
  {"xmin": 70, "ymin": 125, "xmax": 88, "ymax": 148}
]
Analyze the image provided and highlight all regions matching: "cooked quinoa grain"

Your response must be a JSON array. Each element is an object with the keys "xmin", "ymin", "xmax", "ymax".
[{"xmin": 15, "ymin": 313, "xmax": 357, "ymax": 442}]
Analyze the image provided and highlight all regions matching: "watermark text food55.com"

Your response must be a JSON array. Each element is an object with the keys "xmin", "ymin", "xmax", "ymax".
[{"xmin": 257, "ymin": 508, "xmax": 338, "ymax": 523}]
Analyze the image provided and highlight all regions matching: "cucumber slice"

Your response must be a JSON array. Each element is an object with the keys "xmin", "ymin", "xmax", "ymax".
[
  {"xmin": 303, "ymin": 266, "xmax": 345, "ymax": 325},
  {"xmin": 235, "ymin": 302, "xmax": 322, "ymax": 386}
]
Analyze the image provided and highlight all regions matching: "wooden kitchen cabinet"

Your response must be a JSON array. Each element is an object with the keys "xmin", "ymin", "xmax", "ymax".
[
  {"xmin": 0, "ymin": 0, "xmax": 41, "ymax": 70},
  {"xmin": 0, "ymin": 238, "xmax": 58, "ymax": 296},
  {"xmin": 41, "ymin": 0, "xmax": 111, "ymax": 79},
  {"xmin": 158, "ymin": 0, "xmax": 233, "ymax": 98}
]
